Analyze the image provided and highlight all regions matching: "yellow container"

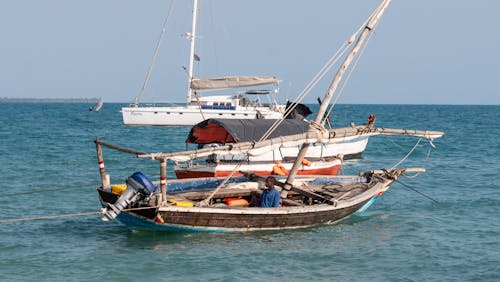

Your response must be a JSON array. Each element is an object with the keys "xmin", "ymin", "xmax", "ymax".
[
  {"xmin": 169, "ymin": 199, "xmax": 194, "ymax": 207},
  {"xmin": 111, "ymin": 184, "xmax": 127, "ymax": 195}
]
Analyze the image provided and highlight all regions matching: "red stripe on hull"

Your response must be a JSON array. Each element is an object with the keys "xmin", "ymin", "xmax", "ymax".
[{"xmin": 175, "ymin": 170, "xmax": 216, "ymax": 179}]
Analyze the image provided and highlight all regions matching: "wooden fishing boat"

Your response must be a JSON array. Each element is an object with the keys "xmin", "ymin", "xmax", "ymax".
[
  {"xmin": 174, "ymin": 158, "xmax": 341, "ymax": 179},
  {"xmin": 96, "ymin": 168, "xmax": 422, "ymax": 231},
  {"xmin": 96, "ymin": 0, "xmax": 443, "ymax": 232},
  {"xmin": 173, "ymin": 119, "xmax": 440, "ymax": 179}
]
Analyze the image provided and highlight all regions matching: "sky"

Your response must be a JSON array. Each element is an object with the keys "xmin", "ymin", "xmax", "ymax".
[{"xmin": 1, "ymin": 0, "xmax": 498, "ymax": 105}]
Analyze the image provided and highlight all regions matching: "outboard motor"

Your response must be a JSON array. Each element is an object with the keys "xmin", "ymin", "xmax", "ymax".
[{"xmin": 102, "ymin": 172, "xmax": 156, "ymax": 221}]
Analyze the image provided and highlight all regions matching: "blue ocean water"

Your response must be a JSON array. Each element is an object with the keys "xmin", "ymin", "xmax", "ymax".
[{"xmin": 0, "ymin": 103, "xmax": 499, "ymax": 281}]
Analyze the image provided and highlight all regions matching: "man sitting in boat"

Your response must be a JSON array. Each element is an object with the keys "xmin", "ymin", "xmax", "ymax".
[{"xmin": 260, "ymin": 176, "xmax": 280, "ymax": 208}]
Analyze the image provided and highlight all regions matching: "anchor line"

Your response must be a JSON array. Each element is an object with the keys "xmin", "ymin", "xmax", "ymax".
[
  {"xmin": 0, "ymin": 206, "xmax": 160, "ymax": 223},
  {"xmin": 396, "ymin": 179, "xmax": 439, "ymax": 204}
]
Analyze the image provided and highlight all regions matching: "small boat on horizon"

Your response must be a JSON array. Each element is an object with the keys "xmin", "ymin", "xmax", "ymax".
[{"xmin": 89, "ymin": 97, "xmax": 103, "ymax": 112}]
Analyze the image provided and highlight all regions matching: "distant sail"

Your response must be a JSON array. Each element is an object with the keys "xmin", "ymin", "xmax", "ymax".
[{"xmin": 90, "ymin": 97, "xmax": 103, "ymax": 112}]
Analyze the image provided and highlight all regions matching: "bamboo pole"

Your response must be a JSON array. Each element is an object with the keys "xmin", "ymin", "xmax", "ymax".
[
  {"xmin": 160, "ymin": 158, "xmax": 167, "ymax": 205},
  {"xmin": 95, "ymin": 125, "xmax": 442, "ymax": 163},
  {"xmin": 285, "ymin": 0, "xmax": 392, "ymax": 187},
  {"xmin": 94, "ymin": 138, "xmax": 110, "ymax": 188}
]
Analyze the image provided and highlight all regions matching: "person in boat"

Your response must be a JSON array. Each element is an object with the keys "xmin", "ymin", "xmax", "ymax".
[
  {"xmin": 260, "ymin": 176, "xmax": 280, "ymax": 208},
  {"xmin": 367, "ymin": 114, "xmax": 376, "ymax": 129}
]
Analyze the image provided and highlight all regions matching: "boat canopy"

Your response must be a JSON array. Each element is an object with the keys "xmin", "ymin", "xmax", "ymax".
[
  {"xmin": 191, "ymin": 76, "xmax": 279, "ymax": 91},
  {"xmin": 186, "ymin": 119, "xmax": 310, "ymax": 144}
]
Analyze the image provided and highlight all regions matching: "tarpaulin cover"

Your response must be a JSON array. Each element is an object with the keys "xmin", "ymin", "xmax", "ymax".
[{"xmin": 186, "ymin": 119, "xmax": 310, "ymax": 144}]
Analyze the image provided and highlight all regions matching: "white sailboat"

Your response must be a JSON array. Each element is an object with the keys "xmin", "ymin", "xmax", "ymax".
[{"xmin": 121, "ymin": 0, "xmax": 284, "ymax": 126}]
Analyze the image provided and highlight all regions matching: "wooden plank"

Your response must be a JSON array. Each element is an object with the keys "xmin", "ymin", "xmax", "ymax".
[{"xmin": 281, "ymin": 198, "xmax": 304, "ymax": 206}]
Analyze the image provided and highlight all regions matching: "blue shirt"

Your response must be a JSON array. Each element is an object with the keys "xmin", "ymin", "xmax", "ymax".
[{"xmin": 260, "ymin": 188, "xmax": 280, "ymax": 207}]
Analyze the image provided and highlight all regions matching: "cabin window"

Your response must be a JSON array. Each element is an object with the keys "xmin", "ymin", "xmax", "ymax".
[
  {"xmin": 244, "ymin": 114, "xmax": 248, "ymax": 116},
  {"xmin": 219, "ymin": 113, "xmax": 223, "ymax": 116},
  {"xmin": 179, "ymin": 113, "xmax": 183, "ymax": 115},
  {"xmin": 167, "ymin": 112, "xmax": 170, "ymax": 114},
  {"xmin": 231, "ymin": 113, "xmax": 235, "ymax": 116},
  {"xmin": 154, "ymin": 112, "xmax": 158, "ymax": 114}
]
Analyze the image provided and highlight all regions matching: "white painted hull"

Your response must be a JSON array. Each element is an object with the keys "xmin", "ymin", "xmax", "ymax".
[
  {"xmin": 122, "ymin": 105, "xmax": 283, "ymax": 126},
  {"xmin": 175, "ymin": 159, "xmax": 341, "ymax": 179},
  {"xmin": 213, "ymin": 135, "xmax": 370, "ymax": 163}
]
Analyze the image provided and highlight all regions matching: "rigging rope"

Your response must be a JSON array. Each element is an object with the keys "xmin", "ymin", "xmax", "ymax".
[
  {"xmin": 260, "ymin": 8, "xmax": 378, "ymax": 142},
  {"xmin": 259, "ymin": 40, "xmax": 351, "ymax": 141},
  {"xmin": 134, "ymin": 0, "xmax": 176, "ymax": 105},
  {"xmin": 323, "ymin": 30, "xmax": 375, "ymax": 125},
  {"xmin": 391, "ymin": 138, "xmax": 423, "ymax": 169}
]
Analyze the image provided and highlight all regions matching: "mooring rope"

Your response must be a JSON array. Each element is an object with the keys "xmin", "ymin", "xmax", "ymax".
[
  {"xmin": 0, "ymin": 206, "xmax": 160, "ymax": 223},
  {"xmin": 0, "ymin": 185, "xmax": 96, "ymax": 198},
  {"xmin": 0, "ymin": 211, "xmax": 101, "ymax": 223},
  {"xmin": 396, "ymin": 179, "xmax": 439, "ymax": 204}
]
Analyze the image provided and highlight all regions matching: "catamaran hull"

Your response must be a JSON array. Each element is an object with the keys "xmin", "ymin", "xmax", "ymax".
[{"xmin": 122, "ymin": 106, "xmax": 283, "ymax": 126}]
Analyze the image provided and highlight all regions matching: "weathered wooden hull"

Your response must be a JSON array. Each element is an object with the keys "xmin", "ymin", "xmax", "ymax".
[
  {"xmin": 97, "ymin": 175, "xmax": 392, "ymax": 232},
  {"xmin": 155, "ymin": 200, "xmax": 369, "ymax": 231}
]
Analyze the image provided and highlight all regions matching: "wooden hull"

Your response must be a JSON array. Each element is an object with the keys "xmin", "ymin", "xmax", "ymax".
[
  {"xmin": 155, "ymin": 200, "xmax": 369, "ymax": 231},
  {"xmin": 175, "ymin": 159, "xmax": 341, "ymax": 179},
  {"xmin": 97, "ymin": 174, "xmax": 394, "ymax": 232}
]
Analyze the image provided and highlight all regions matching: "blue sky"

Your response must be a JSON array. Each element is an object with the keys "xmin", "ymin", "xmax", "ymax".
[{"xmin": 1, "ymin": 0, "xmax": 498, "ymax": 105}]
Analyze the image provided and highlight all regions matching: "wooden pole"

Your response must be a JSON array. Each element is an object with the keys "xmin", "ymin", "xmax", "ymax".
[
  {"xmin": 160, "ymin": 158, "xmax": 167, "ymax": 205},
  {"xmin": 285, "ymin": 0, "xmax": 392, "ymax": 187},
  {"xmin": 317, "ymin": 97, "xmax": 333, "ymax": 129},
  {"xmin": 94, "ymin": 138, "xmax": 110, "ymax": 188}
]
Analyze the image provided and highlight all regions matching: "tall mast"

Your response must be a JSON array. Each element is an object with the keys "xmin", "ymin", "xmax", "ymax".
[
  {"xmin": 186, "ymin": 0, "xmax": 199, "ymax": 103},
  {"xmin": 285, "ymin": 0, "xmax": 391, "ymax": 187}
]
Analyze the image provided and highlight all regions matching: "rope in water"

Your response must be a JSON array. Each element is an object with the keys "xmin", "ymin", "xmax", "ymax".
[
  {"xmin": 396, "ymin": 179, "xmax": 439, "ymax": 204},
  {"xmin": 0, "ymin": 206, "xmax": 159, "ymax": 223},
  {"xmin": 0, "ymin": 185, "xmax": 96, "ymax": 198}
]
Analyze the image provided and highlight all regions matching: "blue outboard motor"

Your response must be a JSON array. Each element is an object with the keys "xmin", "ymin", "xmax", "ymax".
[{"xmin": 102, "ymin": 172, "xmax": 156, "ymax": 221}]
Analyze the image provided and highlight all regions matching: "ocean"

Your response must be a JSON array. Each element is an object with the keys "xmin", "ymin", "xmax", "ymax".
[{"xmin": 0, "ymin": 103, "xmax": 499, "ymax": 281}]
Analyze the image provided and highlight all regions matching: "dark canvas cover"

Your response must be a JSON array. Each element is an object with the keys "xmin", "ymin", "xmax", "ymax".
[{"xmin": 186, "ymin": 119, "xmax": 310, "ymax": 144}]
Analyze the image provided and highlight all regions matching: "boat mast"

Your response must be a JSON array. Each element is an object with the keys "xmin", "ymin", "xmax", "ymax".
[
  {"xmin": 186, "ymin": 0, "xmax": 199, "ymax": 103},
  {"xmin": 285, "ymin": 0, "xmax": 391, "ymax": 187}
]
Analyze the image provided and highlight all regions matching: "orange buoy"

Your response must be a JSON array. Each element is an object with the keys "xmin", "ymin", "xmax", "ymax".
[
  {"xmin": 301, "ymin": 159, "xmax": 311, "ymax": 166},
  {"xmin": 223, "ymin": 198, "xmax": 249, "ymax": 206},
  {"xmin": 272, "ymin": 160, "xmax": 287, "ymax": 175}
]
